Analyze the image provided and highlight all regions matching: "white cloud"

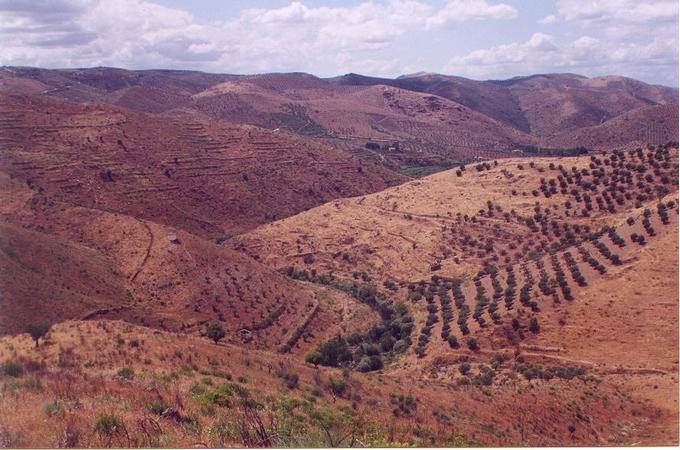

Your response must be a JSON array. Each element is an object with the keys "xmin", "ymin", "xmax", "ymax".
[
  {"xmin": 445, "ymin": 32, "xmax": 557, "ymax": 76},
  {"xmin": 0, "ymin": 0, "xmax": 436, "ymax": 76},
  {"xmin": 444, "ymin": 31, "xmax": 678, "ymax": 86},
  {"xmin": 557, "ymin": 0, "xmax": 678, "ymax": 24},
  {"xmin": 557, "ymin": 0, "xmax": 678, "ymax": 40},
  {"xmin": 538, "ymin": 14, "xmax": 556, "ymax": 24},
  {"xmin": 426, "ymin": 0, "xmax": 517, "ymax": 28}
]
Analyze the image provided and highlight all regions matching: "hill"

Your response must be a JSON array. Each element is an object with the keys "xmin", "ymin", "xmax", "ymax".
[
  {"xmin": 232, "ymin": 147, "xmax": 678, "ymax": 442},
  {"xmin": 0, "ymin": 92, "xmax": 405, "ymax": 236},
  {"xmin": 0, "ymin": 65, "xmax": 678, "ymax": 447},
  {"xmin": 0, "ymin": 165, "xmax": 380, "ymax": 355},
  {"xmin": 546, "ymin": 102, "xmax": 679, "ymax": 150},
  {"xmin": 0, "ymin": 317, "xmax": 674, "ymax": 447},
  {"xmin": 1, "ymin": 67, "xmax": 676, "ymax": 167}
]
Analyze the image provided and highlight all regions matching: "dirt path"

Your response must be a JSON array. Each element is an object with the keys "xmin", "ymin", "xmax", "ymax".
[{"xmin": 129, "ymin": 220, "xmax": 153, "ymax": 282}]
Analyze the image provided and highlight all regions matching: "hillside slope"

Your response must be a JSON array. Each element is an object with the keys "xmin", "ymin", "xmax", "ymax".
[
  {"xmin": 0, "ymin": 93, "xmax": 405, "ymax": 236},
  {"xmin": 234, "ymin": 147, "xmax": 678, "ymax": 371}
]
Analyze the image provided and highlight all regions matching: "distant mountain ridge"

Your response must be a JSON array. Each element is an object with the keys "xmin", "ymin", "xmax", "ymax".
[{"xmin": 1, "ymin": 66, "xmax": 677, "ymax": 155}]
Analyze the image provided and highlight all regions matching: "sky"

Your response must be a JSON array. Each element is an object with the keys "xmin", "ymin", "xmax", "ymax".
[{"xmin": 1, "ymin": 0, "xmax": 678, "ymax": 86}]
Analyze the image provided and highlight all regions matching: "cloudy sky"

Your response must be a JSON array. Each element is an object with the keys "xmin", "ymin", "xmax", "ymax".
[{"xmin": 1, "ymin": 0, "xmax": 678, "ymax": 86}]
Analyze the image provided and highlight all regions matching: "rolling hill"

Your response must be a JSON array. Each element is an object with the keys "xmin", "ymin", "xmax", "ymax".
[
  {"xmin": 0, "ymin": 65, "xmax": 678, "ymax": 447},
  {"xmin": 1, "ymin": 67, "xmax": 676, "ymax": 164}
]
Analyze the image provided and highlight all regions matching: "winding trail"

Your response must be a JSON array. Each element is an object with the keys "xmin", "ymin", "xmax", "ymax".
[{"xmin": 129, "ymin": 220, "xmax": 153, "ymax": 282}]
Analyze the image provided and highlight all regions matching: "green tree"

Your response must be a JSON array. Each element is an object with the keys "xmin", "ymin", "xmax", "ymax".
[
  {"xmin": 205, "ymin": 321, "xmax": 226, "ymax": 344},
  {"xmin": 26, "ymin": 321, "xmax": 51, "ymax": 348},
  {"xmin": 327, "ymin": 375, "xmax": 347, "ymax": 399},
  {"xmin": 312, "ymin": 335, "xmax": 351, "ymax": 367}
]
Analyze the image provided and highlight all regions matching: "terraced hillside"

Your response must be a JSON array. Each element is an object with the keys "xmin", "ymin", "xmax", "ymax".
[
  {"xmin": 0, "ymin": 164, "xmax": 381, "ymax": 359},
  {"xmin": 233, "ymin": 145, "xmax": 679, "ymax": 439},
  {"xmin": 0, "ymin": 93, "xmax": 405, "ymax": 236},
  {"xmin": 0, "ymin": 66, "xmax": 678, "ymax": 447}
]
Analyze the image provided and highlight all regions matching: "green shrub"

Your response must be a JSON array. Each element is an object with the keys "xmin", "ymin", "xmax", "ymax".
[
  {"xmin": 408, "ymin": 291, "xmax": 422, "ymax": 302},
  {"xmin": 211, "ymin": 369, "xmax": 232, "ymax": 380},
  {"xmin": 490, "ymin": 353, "xmax": 509, "ymax": 369},
  {"xmin": 529, "ymin": 317, "xmax": 540, "ymax": 333},
  {"xmin": 179, "ymin": 364, "xmax": 194, "ymax": 377},
  {"xmin": 356, "ymin": 355, "xmax": 383, "ymax": 372},
  {"xmin": 393, "ymin": 339, "xmax": 409, "ymax": 353},
  {"xmin": 390, "ymin": 393, "xmax": 417, "ymax": 417},
  {"xmin": 379, "ymin": 334, "xmax": 396, "ymax": 352},
  {"xmin": 117, "ymin": 367, "xmax": 134, "ymax": 379},
  {"xmin": 311, "ymin": 386, "xmax": 324, "ymax": 397},
  {"xmin": 205, "ymin": 321, "xmax": 226, "ymax": 344},
  {"xmin": 276, "ymin": 371, "xmax": 299, "ymax": 389},
  {"xmin": 472, "ymin": 370, "xmax": 495, "ymax": 386},
  {"xmin": 43, "ymin": 400, "xmax": 64, "ymax": 417},
  {"xmin": 23, "ymin": 376, "xmax": 42, "ymax": 391},
  {"xmin": 94, "ymin": 413, "xmax": 125, "ymax": 444},
  {"xmin": 148, "ymin": 398, "xmax": 170, "ymax": 415},
  {"xmin": 209, "ymin": 420, "xmax": 234, "ymax": 446},
  {"xmin": 1, "ymin": 361, "xmax": 22, "ymax": 377},
  {"xmin": 327, "ymin": 376, "xmax": 347, "ymax": 397},
  {"xmin": 182, "ymin": 413, "xmax": 201, "ymax": 434}
]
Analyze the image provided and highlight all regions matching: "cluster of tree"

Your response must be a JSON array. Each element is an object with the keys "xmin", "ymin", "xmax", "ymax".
[
  {"xmin": 518, "ymin": 264, "xmax": 539, "ymax": 311},
  {"xmin": 536, "ymin": 259, "xmax": 555, "ymax": 297},
  {"xmin": 504, "ymin": 266, "xmax": 516, "ymax": 310},
  {"xmin": 606, "ymin": 227, "xmax": 626, "ymax": 248},
  {"xmin": 519, "ymin": 284, "xmax": 538, "ymax": 312},
  {"xmin": 452, "ymin": 278, "xmax": 466, "ymax": 309},
  {"xmin": 593, "ymin": 240, "xmax": 621, "ymax": 265},
  {"xmin": 457, "ymin": 304, "xmax": 470, "ymax": 335},
  {"xmin": 563, "ymin": 251, "xmax": 587, "ymax": 286},
  {"xmin": 657, "ymin": 202, "xmax": 670, "ymax": 225},
  {"xmin": 414, "ymin": 322, "xmax": 432, "ymax": 359},
  {"xmin": 513, "ymin": 363, "xmax": 585, "ymax": 381},
  {"xmin": 280, "ymin": 267, "xmax": 394, "ymax": 319},
  {"xmin": 281, "ymin": 267, "xmax": 414, "ymax": 371},
  {"xmin": 305, "ymin": 302, "xmax": 413, "ymax": 372},
  {"xmin": 472, "ymin": 277, "xmax": 489, "ymax": 328},
  {"xmin": 514, "ymin": 144, "xmax": 589, "ymax": 156},
  {"xmin": 439, "ymin": 284, "xmax": 455, "ymax": 342},
  {"xmin": 250, "ymin": 305, "xmax": 286, "ymax": 331},
  {"xmin": 278, "ymin": 302, "xmax": 319, "ymax": 353},
  {"xmin": 630, "ymin": 233, "xmax": 646, "ymax": 246},
  {"xmin": 578, "ymin": 245, "xmax": 606, "ymax": 274},
  {"xmin": 550, "ymin": 253, "xmax": 573, "ymax": 300},
  {"xmin": 642, "ymin": 210, "xmax": 656, "ymax": 236}
]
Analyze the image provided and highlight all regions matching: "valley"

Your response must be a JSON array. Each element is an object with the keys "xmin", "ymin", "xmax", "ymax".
[{"xmin": 0, "ymin": 67, "xmax": 677, "ymax": 447}]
